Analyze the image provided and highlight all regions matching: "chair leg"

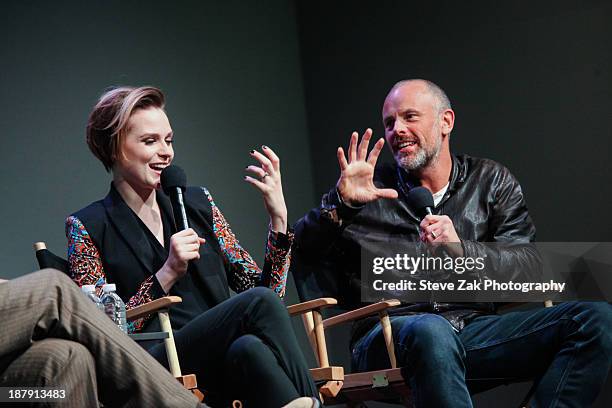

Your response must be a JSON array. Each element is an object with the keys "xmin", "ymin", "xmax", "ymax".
[
  {"xmin": 160, "ymin": 311, "xmax": 203, "ymax": 402},
  {"xmin": 312, "ymin": 310, "xmax": 329, "ymax": 367},
  {"xmin": 301, "ymin": 312, "xmax": 320, "ymax": 366},
  {"xmin": 192, "ymin": 389, "xmax": 205, "ymax": 402},
  {"xmin": 319, "ymin": 380, "xmax": 343, "ymax": 398},
  {"xmin": 158, "ymin": 310, "xmax": 182, "ymax": 377},
  {"xmin": 176, "ymin": 374, "xmax": 204, "ymax": 402},
  {"xmin": 379, "ymin": 310, "xmax": 397, "ymax": 368}
]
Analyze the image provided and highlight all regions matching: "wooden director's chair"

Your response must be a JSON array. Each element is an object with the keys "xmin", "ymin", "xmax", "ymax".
[
  {"xmin": 290, "ymin": 253, "xmax": 554, "ymax": 408},
  {"xmin": 287, "ymin": 297, "xmax": 408, "ymax": 406}
]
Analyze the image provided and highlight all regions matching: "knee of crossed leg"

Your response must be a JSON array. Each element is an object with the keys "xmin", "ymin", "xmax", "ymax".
[
  {"xmin": 62, "ymin": 341, "xmax": 96, "ymax": 375},
  {"xmin": 225, "ymin": 334, "xmax": 268, "ymax": 369},
  {"xmin": 571, "ymin": 302, "xmax": 612, "ymax": 352},
  {"xmin": 397, "ymin": 314, "xmax": 464, "ymax": 367},
  {"xmin": 247, "ymin": 286, "xmax": 287, "ymax": 317},
  {"xmin": 24, "ymin": 339, "xmax": 95, "ymax": 385},
  {"xmin": 39, "ymin": 268, "xmax": 76, "ymax": 290},
  {"xmin": 31, "ymin": 269, "xmax": 79, "ymax": 305}
]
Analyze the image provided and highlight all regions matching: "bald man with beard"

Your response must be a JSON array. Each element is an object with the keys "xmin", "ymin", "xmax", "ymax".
[{"xmin": 295, "ymin": 79, "xmax": 612, "ymax": 407}]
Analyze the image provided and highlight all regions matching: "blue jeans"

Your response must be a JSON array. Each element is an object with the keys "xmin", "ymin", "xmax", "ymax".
[{"xmin": 351, "ymin": 302, "xmax": 612, "ymax": 408}]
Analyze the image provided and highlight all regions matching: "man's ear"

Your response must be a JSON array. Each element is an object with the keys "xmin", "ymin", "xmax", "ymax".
[{"xmin": 441, "ymin": 109, "xmax": 455, "ymax": 136}]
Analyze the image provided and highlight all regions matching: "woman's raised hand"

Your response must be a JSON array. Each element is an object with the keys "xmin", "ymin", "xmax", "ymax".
[
  {"xmin": 244, "ymin": 145, "xmax": 288, "ymax": 234},
  {"xmin": 156, "ymin": 228, "xmax": 206, "ymax": 292},
  {"xmin": 336, "ymin": 128, "xmax": 398, "ymax": 206}
]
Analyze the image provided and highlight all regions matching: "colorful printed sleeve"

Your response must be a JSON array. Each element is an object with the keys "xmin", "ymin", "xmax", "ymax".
[
  {"xmin": 65, "ymin": 215, "xmax": 162, "ymax": 332},
  {"xmin": 202, "ymin": 188, "xmax": 293, "ymax": 298}
]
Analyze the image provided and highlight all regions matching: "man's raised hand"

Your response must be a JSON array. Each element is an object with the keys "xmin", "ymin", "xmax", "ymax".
[{"xmin": 336, "ymin": 128, "xmax": 398, "ymax": 206}]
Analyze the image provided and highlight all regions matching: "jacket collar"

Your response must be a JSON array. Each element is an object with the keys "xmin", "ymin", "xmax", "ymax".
[
  {"xmin": 103, "ymin": 183, "xmax": 172, "ymax": 277},
  {"xmin": 447, "ymin": 154, "xmax": 468, "ymax": 193},
  {"xmin": 396, "ymin": 154, "xmax": 468, "ymax": 194}
]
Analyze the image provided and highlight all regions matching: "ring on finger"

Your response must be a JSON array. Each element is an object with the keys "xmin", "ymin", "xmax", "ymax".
[
  {"xmin": 261, "ymin": 172, "xmax": 270, "ymax": 182},
  {"xmin": 430, "ymin": 230, "xmax": 438, "ymax": 239}
]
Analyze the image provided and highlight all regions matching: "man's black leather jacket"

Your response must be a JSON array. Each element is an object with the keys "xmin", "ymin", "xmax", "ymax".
[{"xmin": 293, "ymin": 154, "xmax": 539, "ymax": 345}]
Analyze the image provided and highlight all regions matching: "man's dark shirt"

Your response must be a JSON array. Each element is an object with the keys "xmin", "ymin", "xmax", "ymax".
[{"xmin": 293, "ymin": 154, "xmax": 539, "ymax": 346}]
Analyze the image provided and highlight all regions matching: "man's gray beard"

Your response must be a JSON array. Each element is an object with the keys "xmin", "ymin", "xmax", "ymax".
[
  {"xmin": 397, "ymin": 146, "xmax": 439, "ymax": 171},
  {"xmin": 397, "ymin": 149, "xmax": 427, "ymax": 170}
]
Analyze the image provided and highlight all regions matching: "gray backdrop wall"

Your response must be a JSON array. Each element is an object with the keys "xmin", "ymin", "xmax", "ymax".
[
  {"xmin": 296, "ymin": 0, "xmax": 611, "ymax": 406},
  {"xmin": 296, "ymin": 0, "xmax": 612, "ymax": 243},
  {"xmin": 0, "ymin": 0, "xmax": 314, "ymax": 281}
]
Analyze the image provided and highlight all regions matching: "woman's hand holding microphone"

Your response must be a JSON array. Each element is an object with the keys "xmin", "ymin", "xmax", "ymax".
[{"xmin": 156, "ymin": 228, "xmax": 206, "ymax": 293}]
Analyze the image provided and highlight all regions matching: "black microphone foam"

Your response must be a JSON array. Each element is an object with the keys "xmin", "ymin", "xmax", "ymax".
[
  {"xmin": 161, "ymin": 165, "xmax": 189, "ymax": 231},
  {"xmin": 161, "ymin": 165, "xmax": 187, "ymax": 195},
  {"xmin": 406, "ymin": 186, "xmax": 435, "ymax": 218}
]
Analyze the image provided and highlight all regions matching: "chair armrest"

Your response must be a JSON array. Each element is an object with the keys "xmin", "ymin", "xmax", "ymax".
[
  {"xmin": 323, "ymin": 299, "xmax": 401, "ymax": 329},
  {"xmin": 126, "ymin": 296, "xmax": 182, "ymax": 321},
  {"xmin": 286, "ymin": 298, "xmax": 337, "ymax": 316}
]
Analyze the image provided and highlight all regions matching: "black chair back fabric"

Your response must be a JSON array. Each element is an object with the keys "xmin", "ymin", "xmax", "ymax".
[
  {"xmin": 36, "ymin": 249, "xmax": 69, "ymax": 274},
  {"xmin": 290, "ymin": 249, "xmax": 340, "ymax": 303}
]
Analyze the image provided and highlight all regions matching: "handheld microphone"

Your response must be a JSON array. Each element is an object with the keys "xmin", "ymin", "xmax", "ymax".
[
  {"xmin": 406, "ymin": 186, "xmax": 435, "ymax": 217},
  {"xmin": 407, "ymin": 186, "xmax": 437, "ymax": 239},
  {"xmin": 161, "ymin": 165, "xmax": 189, "ymax": 232}
]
